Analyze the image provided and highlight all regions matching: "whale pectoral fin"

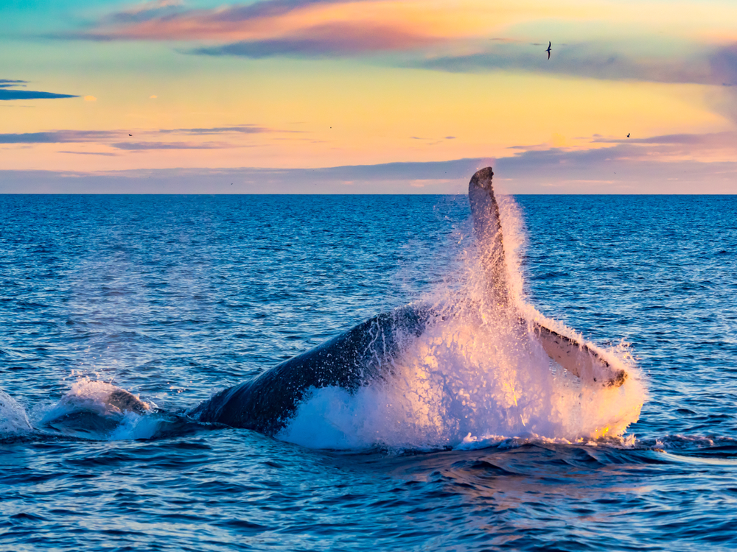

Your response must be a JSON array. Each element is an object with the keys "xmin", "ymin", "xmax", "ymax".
[{"xmin": 532, "ymin": 322, "xmax": 627, "ymax": 388}]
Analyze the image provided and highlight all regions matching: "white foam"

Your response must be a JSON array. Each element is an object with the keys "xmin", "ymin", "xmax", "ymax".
[
  {"xmin": 0, "ymin": 389, "xmax": 33, "ymax": 435},
  {"xmin": 107, "ymin": 411, "xmax": 160, "ymax": 440},
  {"xmin": 278, "ymin": 195, "xmax": 646, "ymax": 450}
]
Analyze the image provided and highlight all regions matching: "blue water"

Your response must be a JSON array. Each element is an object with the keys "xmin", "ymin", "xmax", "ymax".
[{"xmin": 0, "ymin": 194, "xmax": 735, "ymax": 551}]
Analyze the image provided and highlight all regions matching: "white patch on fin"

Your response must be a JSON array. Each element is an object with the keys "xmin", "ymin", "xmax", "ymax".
[{"xmin": 533, "ymin": 322, "xmax": 627, "ymax": 387}]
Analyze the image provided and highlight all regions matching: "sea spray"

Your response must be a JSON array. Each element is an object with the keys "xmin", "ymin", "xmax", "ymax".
[
  {"xmin": 39, "ymin": 378, "xmax": 157, "ymax": 440},
  {"xmin": 279, "ymin": 195, "xmax": 646, "ymax": 450},
  {"xmin": 0, "ymin": 389, "xmax": 33, "ymax": 435}
]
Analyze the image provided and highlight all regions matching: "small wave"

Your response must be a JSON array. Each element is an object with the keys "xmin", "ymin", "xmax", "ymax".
[{"xmin": 639, "ymin": 434, "xmax": 737, "ymax": 459}]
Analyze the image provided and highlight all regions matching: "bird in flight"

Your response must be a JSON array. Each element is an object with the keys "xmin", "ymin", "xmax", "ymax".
[
  {"xmin": 129, "ymin": 134, "xmax": 132, "ymax": 136},
  {"xmin": 546, "ymin": 41, "xmax": 552, "ymax": 60},
  {"xmin": 627, "ymin": 133, "xmax": 630, "ymax": 138}
]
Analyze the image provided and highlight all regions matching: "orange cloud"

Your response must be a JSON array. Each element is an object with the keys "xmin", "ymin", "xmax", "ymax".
[
  {"xmin": 193, "ymin": 22, "xmax": 443, "ymax": 57},
  {"xmin": 61, "ymin": 0, "xmax": 567, "ymax": 44}
]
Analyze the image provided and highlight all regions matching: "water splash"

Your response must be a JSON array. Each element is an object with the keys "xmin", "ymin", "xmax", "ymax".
[
  {"xmin": 39, "ymin": 378, "xmax": 159, "ymax": 440},
  {"xmin": 0, "ymin": 389, "xmax": 33, "ymax": 435},
  {"xmin": 279, "ymin": 196, "xmax": 646, "ymax": 450}
]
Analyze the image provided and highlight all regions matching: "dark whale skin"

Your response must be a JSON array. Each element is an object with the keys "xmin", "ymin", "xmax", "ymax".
[{"xmin": 188, "ymin": 305, "xmax": 432, "ymax": 435}]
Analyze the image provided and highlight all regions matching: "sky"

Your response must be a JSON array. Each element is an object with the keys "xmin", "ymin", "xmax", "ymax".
[{"xmin": 0, "ymin": 0, "xmax": 735, "ymax": 193}]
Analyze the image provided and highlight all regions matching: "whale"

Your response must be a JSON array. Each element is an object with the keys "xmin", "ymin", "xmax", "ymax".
[{"xmin": 188, "ymin": 167, "xmax": 627, "ymax": 436}]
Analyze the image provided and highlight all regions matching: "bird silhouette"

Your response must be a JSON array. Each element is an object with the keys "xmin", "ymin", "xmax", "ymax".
[
  {"xmin": 129, "ymin": 134, "xmax": 132, "ymax": 136},
  {"xmin": 627, "ymin": 133, "xmax": 630, "ymax": 138},
  {"xmin": 546, "ymin": 41, "xmax": 552, "ymax": 60}
]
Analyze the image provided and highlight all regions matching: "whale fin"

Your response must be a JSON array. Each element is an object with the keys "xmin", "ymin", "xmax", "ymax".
[
  {"xmin": 468, "ymin": 167, "xmax": 510, "ymax": 309},
  {"xmin": 468, "ymin": 168, "xmax": 628, "ymax": 389},
  {"xmin": 532, "ymin": 322, "xmax": 627, "ymax": 388}
]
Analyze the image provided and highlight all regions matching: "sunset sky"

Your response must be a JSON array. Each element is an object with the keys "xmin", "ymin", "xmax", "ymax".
[{"xmin": 1, "ymin": 0, "xmax": 735, "ymax": 193}]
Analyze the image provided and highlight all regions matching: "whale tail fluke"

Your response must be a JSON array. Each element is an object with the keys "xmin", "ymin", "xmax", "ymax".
[{"xmin": 469, "ymin": 167, "xmax": 628, "ymax": 389}]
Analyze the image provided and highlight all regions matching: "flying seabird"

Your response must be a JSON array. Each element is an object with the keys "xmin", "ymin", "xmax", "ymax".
[
  {"xmin": 129, "ymin": 134, "xmax": 132, "ymax": 136},
  {"xmin": 546, "ymin": 41, "xmax": 552, "ymax": 60},
  {"xmin": 627, "ymin": 133, "xmax": 630, "ymax": 138}
]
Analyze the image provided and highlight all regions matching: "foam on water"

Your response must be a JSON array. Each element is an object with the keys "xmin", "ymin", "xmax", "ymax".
[{"xmin": 279, "ymin": 196, "xmax": 646, "ymax": 450}]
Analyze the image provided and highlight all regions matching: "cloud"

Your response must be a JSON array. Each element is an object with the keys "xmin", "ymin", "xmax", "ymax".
[
  {"xmin": 0, "ymin": 90, "xmax": 78, "ymax": 100},
  {"xmin": 108, "ymin": 0, "xmax": 371, "ymax": 27},
  {"xmin": 55, "ymin": 0, "xmax": 736, "ymax": 89},
  {"xmin": 84, "ymin": 95, "xmax": 97, "ymax": 101},
  {"xmin": 0, "ymin": 148, "xmax": 733, "ymax": 194},
  {"xmin": 191, "ymin": 23, "xmax": 438, "ymax": 58},
  {"xmin": 592, "ymin": 132, "xmax": 735, "ymax": 145},
  {"xmin": 59, "ymin": 151, "xmax": 119, "ymax": 156},
  {"xmin": 0, "ymin": 79, "xmax": 78, "ymax": 101},
  {"xmin": 0, "ymin": 79, "xmax": 27, "ymax": 89},
  {"xmin": 0, "ymin": 125, "xmax": 282, "ymax": 145},
  {"xmin": 0, "ymin": 129, "xmax": 734, "ymax": 193},
  {"xmin": 704, "ymin": 84, "xmax": 737, "ymax": 124},
  {"xmin": 100, "ymin": 0, "xmax": 342, "ymax": 28},
  {"xmin": 410, "ymin": 42, "xmax": 738, "ymax": 86},
  {"xmin": 0, "ymin": 130, "xmax": 117, "ymax": 143},
  {"xmin": 158, "ymin": 125, "xmax": 271, "ymax": 135},
  {"xmin": 106, "ymin": 0, "xmax": 185, "ymax": 24},
  {"xmin": 57, "ymin": 0, "xmax": 443, "ymax": 59},
  {"xmin": 59, "ymin": 0, "xmax": 371, "ymax": 41},
  {"xmin": 582, "ymin": 131, "xmax": 736, "ymax": 162},
  {"xmin": 111, "ymin": 141, "xmax": 233, "ymax": 150}
]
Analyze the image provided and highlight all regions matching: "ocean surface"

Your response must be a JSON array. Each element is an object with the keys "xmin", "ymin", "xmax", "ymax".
[{"xmin": 0, "ymin": 194, "xmax": 735, "ymax": 551}]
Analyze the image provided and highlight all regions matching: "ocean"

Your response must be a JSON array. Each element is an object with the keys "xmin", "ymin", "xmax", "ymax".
[{"xmin": 0, "ymin": 194, "xmax": 735, "ymax": 551}]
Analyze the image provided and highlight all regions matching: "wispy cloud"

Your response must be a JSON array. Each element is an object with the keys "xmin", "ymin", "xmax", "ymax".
[
  {"xmin": 59, "ymin": 151, "xmax": 119, "ymax": 156},
  {"xmin": 0, "ymin": 79, "xmax": 78, "ymax": 100},
  {"xmin": 0, "ymin": 90, "xmax": 78, "ymax": 100},
  {"xmin": 192, "ymin": 23, "xmax": 438, "ymax": 58},
  {"xmin": 410, "ymin": 42, "xmax": 737, "ymax": 86},
  {"xmin": 0, "ymin": 125, "xmax": 284, "ymax": 146},
  {"xmin": 0, "ymin": 130, "xmax": 238, "ymax": 151},
  {"xmin": 59, "ymin": 0, "xmax": 375, "ymax": 42},
  {"xmin": 106, "ymin": 0, "xmax": 185, "ymax": 24},
  {"xmin": 0, "ymin": 79, "xmax": 27, "ymax": 89},
  {"xmin": 0, "ymin": 145, "xmax": 733, "ymax": 194},
  {"xmin": 53, "ymin": 1, "xmax": 737, "ymax": 89},
  {"xmin": 592, "ymin": 132, "xmax": 735, "ymax": 145},
  {"xmin": 102, "ymin": 0, "xmax": 347, "ymax": 28},
  {"xmin": 111, "ymin": 141, "xmax": 234, "ymax": 150},
  {"xmin": 0, "ymin": 130, "xmax": 116, "ymax": 143},
  {"xmin": 158, "ymin": 125, "xmax": 271, "ymax": 134}
]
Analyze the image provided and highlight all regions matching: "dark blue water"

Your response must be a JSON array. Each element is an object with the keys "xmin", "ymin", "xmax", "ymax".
[{"xmin": 0, "ymin": 194, "xmax": 735, "ymax": 551}]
